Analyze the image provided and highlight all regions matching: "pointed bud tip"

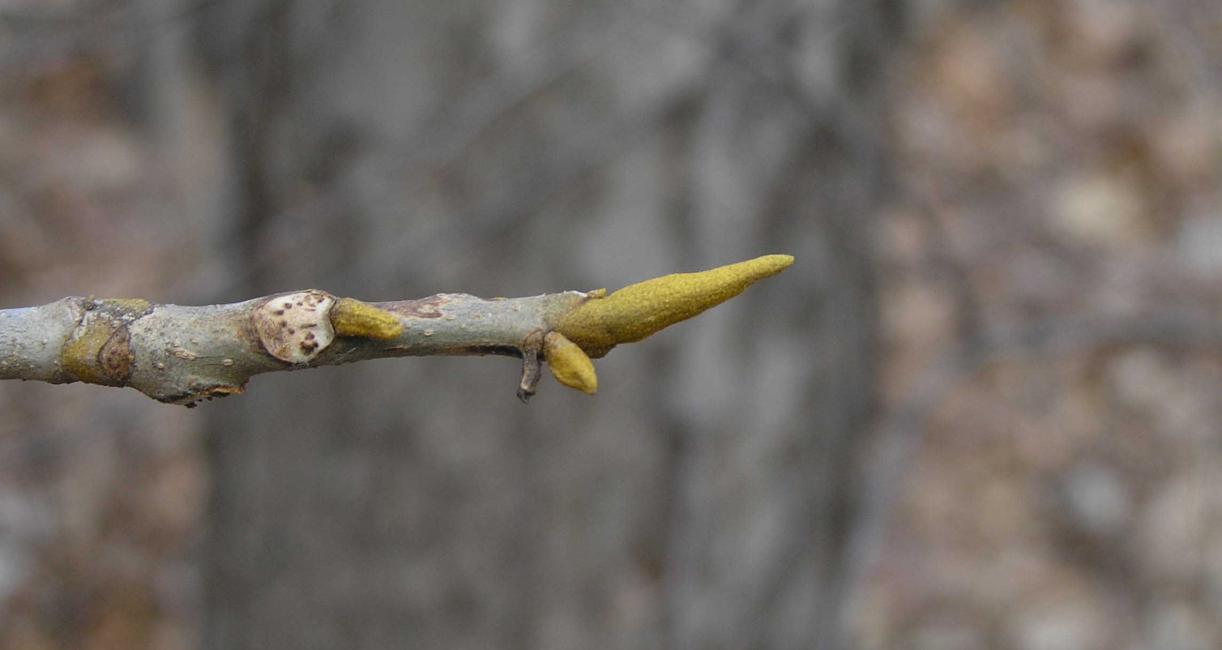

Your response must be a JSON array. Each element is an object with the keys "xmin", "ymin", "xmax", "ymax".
[
  {"xmin": 742, "ymin": 254, "xmax": 794, "ymax": 279},
  {"xmin": 764, "ymin": 253, "xmax": 795, "ymax": 269}
]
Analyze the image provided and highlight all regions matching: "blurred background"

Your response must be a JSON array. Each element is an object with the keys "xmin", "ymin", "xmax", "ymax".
[{"xmin": 0, "ymin": 0, "xmax": 1220, "ymax": 648}]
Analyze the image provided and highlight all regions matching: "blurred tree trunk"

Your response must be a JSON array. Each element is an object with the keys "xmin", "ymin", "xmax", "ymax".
[{"xmin": 195, "ymin": 1, "xmax": 900, "ymax": 649}]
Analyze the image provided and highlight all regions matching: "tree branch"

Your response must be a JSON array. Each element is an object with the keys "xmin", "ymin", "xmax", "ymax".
[{"xmin": 0, "ymin": 255, "xmax": 793, "ymax": 406}]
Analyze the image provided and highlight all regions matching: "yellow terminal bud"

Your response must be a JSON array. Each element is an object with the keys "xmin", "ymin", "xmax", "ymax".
[
  {"xmin": 555, "ymin": 254, "xmax": 794, "ymax": 357},
  {"xmin": 544, "ymin": 331, "xmax": 598, "ymax": 394}
]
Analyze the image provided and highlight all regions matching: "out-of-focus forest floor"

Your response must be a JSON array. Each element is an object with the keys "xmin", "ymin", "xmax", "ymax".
[
  {"xmin": 0, "ymin": 1, "xmax": 1220, "ymax": 649},
  {"xmin": 865, "ymin": 2, "xmax": 1222, "ymax": 648}
]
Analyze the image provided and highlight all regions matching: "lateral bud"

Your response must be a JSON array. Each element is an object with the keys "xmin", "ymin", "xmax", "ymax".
[
  {"xmin": 330, "ymin": 297, "xmax": 404, "ymax": 339},
  {"xmin": 544, "ymin": 331, "xmax": 598, "ymax": 395}
]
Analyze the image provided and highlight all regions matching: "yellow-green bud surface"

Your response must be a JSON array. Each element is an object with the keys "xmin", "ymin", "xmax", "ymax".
[{"xmin": 555, "ymin": 254, "xmax": 794, "ymax": 357}]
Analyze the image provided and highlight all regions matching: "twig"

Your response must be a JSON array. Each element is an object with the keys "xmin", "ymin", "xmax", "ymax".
[{"xmin": 0, "ymin": 255, "xmax": 793, "ymax": 406}]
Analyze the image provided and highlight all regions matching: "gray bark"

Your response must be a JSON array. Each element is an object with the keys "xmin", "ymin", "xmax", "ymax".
[{"xmin": 0, "ymin": 290, "xmax": 591, "ymax": 404}]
